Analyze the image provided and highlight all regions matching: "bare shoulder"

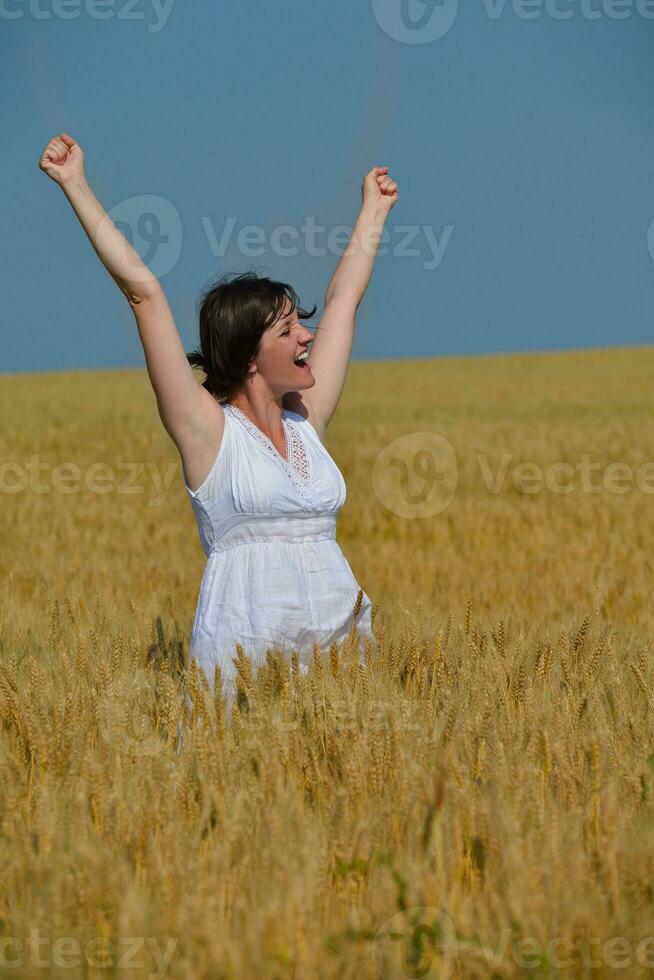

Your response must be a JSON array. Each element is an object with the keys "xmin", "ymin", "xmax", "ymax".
[
  {"xmin": 282, "ymin": 390, "xmax": 326, "ymax": 442},
  {"xmin": 175, "ymin": 386, "xmax": 226, "ymax": 493}
]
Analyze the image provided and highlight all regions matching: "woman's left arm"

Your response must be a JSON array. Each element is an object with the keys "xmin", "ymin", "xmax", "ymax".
[{"xmin": 304, "ymin": 166, "xmax": 399, "ymax": 433}]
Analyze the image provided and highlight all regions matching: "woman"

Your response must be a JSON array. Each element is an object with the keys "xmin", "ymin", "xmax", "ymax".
[{"xmin": 39, "ymin": 133, "xmax": 399, "ymax": 705}]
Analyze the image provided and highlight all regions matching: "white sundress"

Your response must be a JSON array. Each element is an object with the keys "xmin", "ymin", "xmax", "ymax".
[{"xmin": 183, "ymin": 402, "xmax": 375, "ymax": 702}]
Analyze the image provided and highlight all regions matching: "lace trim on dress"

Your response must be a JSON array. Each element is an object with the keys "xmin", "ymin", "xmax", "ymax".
[
  {"xmin": 285, "ymin": 418, "xmax": 310, "ymax": 483},
  {"xmin": 224, "ymin": 403, "xmax": 320, "ymax": 508}
]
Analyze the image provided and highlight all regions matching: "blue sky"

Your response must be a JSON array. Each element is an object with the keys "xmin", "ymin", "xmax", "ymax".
[{"xmin": 3, "ymin": 0, "xmax": 654, "ymax": 373}]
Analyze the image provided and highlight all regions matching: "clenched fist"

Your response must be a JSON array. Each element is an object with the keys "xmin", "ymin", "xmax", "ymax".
[
  {"xmin": 361, "ymin": 166, "xmax": 399, "ymax": 215},
  {"xmin": 38, "ymin": 133, "xmax": 85, "ymax": 187}
]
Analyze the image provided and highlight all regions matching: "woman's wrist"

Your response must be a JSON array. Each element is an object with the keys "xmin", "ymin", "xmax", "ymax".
[
  {"xmin": 61, "ymin": 174, "xmax": 89, "ymax": 198},
  {"xmin": 359, "ymin": 201, "xmax": 390, "ymax": 224}
]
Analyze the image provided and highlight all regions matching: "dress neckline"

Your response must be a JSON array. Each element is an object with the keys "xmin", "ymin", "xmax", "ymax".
[
  {"xmin": 224, "ymin": 402, "xmax": 290, "ymax": 465},
  {"xmin": 223, "ymin": 402, "xmax": 312, "ymax": 490}
]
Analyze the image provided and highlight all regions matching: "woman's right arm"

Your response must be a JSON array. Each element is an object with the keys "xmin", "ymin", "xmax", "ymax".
[{"xmin": 38, "ymin": 133, "xmax": 220, "ymax": 446}]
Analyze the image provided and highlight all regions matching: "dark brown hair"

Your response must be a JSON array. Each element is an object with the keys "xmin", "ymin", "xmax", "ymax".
[{"xmin": 186, "ymin": 270, "xmax": 317, "ymax": 402}]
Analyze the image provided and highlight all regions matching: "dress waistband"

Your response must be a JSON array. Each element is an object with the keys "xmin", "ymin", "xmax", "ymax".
[{"xmin": 209, "ymin": 513, "xmax": 337, "ymax": 554}]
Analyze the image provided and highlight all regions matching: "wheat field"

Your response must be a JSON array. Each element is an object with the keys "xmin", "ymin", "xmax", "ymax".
[{"xmin": 2, "ymin": 346, "xmax": 654, "ymax": 978}]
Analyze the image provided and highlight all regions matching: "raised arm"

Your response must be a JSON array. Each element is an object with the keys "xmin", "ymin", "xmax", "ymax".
[
  {"xmin": 38, "ymin": 133, "xmax": 213, "ymax": 442},
  {"xmin": 303, "ymin": 166, "xmax": 398, "ymax": 433}
]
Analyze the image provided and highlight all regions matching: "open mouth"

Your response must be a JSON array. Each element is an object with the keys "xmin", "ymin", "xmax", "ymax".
[{"xmin": 294, "ymin": 351, "xmax": 310, "ymax": 369}]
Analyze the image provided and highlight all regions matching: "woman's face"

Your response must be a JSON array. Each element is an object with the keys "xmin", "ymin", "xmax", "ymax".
[{"xmin": 253, "ymin": 298, "xmax": 316, "ymax": 395}]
